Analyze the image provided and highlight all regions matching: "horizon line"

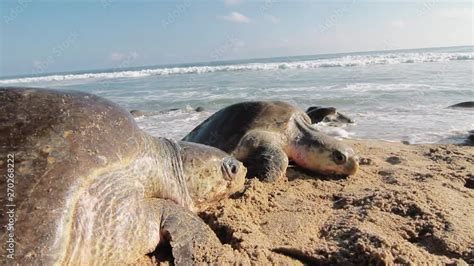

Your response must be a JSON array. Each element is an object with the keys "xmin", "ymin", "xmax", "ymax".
[{"xmin": 1, "ymin": 44, "xmax": 472, "ymax": 79}]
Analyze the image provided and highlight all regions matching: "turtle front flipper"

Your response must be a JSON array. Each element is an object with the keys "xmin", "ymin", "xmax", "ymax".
[
  {"xmin": 151, "ymin": 199, "xmax": 220, "ymax": 265},
  {"xmin": 234, "ymin": 130, "xmax": 289, "ymax": 182}
]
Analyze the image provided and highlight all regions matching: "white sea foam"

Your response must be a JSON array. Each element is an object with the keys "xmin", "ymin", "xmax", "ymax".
[
  {"xmin": 135, "ymin": 110, "xmax": 210, "ymax": 139},
  {"xmin": 1, "ymin": 52, "xmax": 472, "ymax": 84},
  {"xmin": 313, "ymin": 123, "xmax": 355, "ymax": 139}
]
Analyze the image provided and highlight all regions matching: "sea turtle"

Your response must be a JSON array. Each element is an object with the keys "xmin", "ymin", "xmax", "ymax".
[
  {"xmin": 468, "ymin": 130, "xmax": 474, "ymax": 144},
  {"xmin": 0, "ymin": 87, "xmax": 246, "ymax": 265},
  {"xmin": 305, "ymin": 106, "xmax": 354, "ymax": 124},
  {"xmin": 183, "ymin": 101, "xmax": 359, "ymax": 182},
  {"xmin": 447, "ymin": 101, "xmax": 474, "ymax": 108}
]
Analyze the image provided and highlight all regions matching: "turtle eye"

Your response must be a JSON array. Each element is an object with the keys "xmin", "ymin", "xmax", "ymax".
[
  {"xmin": 332, "ymin": 150, "xmax": 347, "ymax": 165},
  {"xmin": 223, "ymin": 157, "xmax": 240, "ymax": 179},
  {"xmin": 230, "ymin": 164, "xmax": 238, "ymax": 175}
]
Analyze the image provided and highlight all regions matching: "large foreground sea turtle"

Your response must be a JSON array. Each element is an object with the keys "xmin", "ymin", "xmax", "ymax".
[
  {"xmin": 0, "ymin": 88, "xmax": 246, "ymax": 264},
  {"xmin": 183, "ymin": 101, "xmax": 359, "ymax": 182}
]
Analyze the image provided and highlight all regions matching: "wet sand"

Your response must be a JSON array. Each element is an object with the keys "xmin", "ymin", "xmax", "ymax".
[{"xmin": 193, "ymin": 140, "xmax": 473, "ymax": 265}]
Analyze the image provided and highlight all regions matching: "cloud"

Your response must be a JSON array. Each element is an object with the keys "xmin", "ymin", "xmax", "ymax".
[
  {"xmin": 264, "ymin": 14, "xmax": 279, "ymax": 24},
  {"xmin": 436, "ymin": 7, "xmax": 473, "ymax": 20},
  {"xmin": 389, "ymin": 20, "xmax": 405, "ymax": 28},
  {"xmin": 109, "ymin": 51, "xmax": 139, "ymax": 62},
  {"xmin": 109, "ymin": 52, "xmax": 125, "ymax": 61},
  {"xmin": 218, "ymin": 12, "xmax": 251, "ymax": 23},
  {"xmin": 223, "ymin": 0, "xmax": 243, "ymax": 6}
]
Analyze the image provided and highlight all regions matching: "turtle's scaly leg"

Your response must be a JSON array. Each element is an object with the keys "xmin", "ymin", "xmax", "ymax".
[
  {"xmin": 234, "ymin": 130, "xmax": 289, "ymax": 182},
  {"xmin": 144, "ymin": 198, "xmax": 220, "ymax": 265},
  {"xmin": 244, "ymin": 144, "xmax": 288, "ymax": 182}
]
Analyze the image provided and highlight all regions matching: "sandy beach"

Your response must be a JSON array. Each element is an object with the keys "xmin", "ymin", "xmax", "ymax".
[{"xmin": 186, "ymin": 140, "xmax": 474, "ymax": 265}]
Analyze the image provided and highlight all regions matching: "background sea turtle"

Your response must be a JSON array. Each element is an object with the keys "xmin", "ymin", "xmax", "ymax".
[
  {"xmin": 468, "ymin": 130, "xmax": 474, "ymax": 144},
  {"xmin": 305, "ymin": 106, "xmax": 354, "ymax": 124},
  {"xmin": 0, "ymin": 87, "xmax": 246, "ymax": 264},
  {"xmin": 447, "ymin": 101, "xmax": 474, "ymax": 108},
  {"xmin": 183, "ymin": 101, "xmax": 359, "ymax": 182}
]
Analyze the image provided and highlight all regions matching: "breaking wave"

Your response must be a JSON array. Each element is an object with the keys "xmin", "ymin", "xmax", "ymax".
[{"xmin": 1, "ymin": 52, "xmax": 472, "ymax": 84}]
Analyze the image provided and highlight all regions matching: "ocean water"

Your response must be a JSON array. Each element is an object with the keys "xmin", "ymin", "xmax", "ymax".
[{"xmin": 1, "ymin": 46, "xmax": 473, "ymax": 144}]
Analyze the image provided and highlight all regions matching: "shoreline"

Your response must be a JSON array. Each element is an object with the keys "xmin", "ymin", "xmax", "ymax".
[{"xmin": 189, "ymin": 139, "xmax": 473, "ymax": 264}]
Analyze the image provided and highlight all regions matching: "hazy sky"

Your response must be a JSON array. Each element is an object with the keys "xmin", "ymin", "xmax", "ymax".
[{"xmin": 0, "ymin": 0, "xmax": 472, "ymax": 77}]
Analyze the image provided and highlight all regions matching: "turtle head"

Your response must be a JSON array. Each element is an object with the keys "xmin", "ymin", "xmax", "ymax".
[
  {"xmin": 288, "ymin": 118, "xmax": 359, "ymax": 176},
  {"xmin": 178, "ymin": 141, "xmax": 246, "ymax": 210}
]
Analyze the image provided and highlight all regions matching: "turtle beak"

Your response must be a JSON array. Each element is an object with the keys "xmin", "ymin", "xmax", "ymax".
[{"xmin": 345, "ymin": 156, "xmax": 359, "ymax": 175}]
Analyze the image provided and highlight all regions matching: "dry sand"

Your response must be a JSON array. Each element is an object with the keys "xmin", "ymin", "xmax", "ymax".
[{"xmin": 192, "ymin": 140, "xmax": 473, "ymax": 265}]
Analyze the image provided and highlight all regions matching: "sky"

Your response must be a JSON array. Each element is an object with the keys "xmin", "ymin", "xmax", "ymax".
[{"xmin": 0, "ymin": 0, "xmax": 472, "ymax": 77}]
